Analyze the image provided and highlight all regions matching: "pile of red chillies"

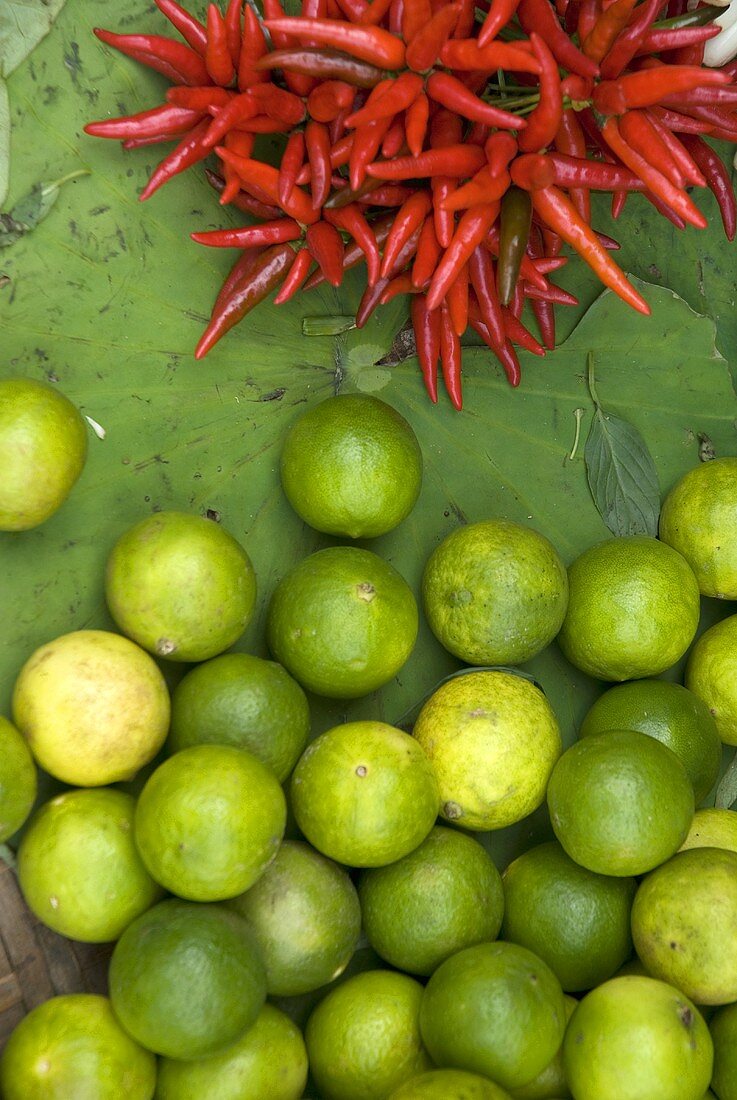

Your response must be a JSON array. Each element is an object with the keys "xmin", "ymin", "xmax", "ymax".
[{"xmin": 85, "ymin": 0, "xmax": 737, "ymax": 409}]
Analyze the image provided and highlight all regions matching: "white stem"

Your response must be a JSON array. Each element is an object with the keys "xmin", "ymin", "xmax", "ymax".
[{"xmin": 704, "ymin": 0, "xmax": 737, "ymax": 64}]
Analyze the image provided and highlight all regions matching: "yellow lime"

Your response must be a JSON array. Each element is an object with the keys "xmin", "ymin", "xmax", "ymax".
[
  {"xmin": 17, "ymin": 787, "xmax": 162, "ymax": 943},
  {"xmin": 290, "ymin": 720, "xmax": 439, "ymax": 867},
  {"xmin": 557, "ymin": 535, "xmax": 700, "ymax": 681},
  {"xmin": 11, "ymin": 629, "xmax": 170, "ymax": 786},
  {"xmin": 358, "ymin": 824, "xmax": 504, "ymax": 976},
  {"xmin": 280, "ymin": 394, "xmax": 423, "ymax": 539},
  {"xmin": 501, "ymin": 840, "xmax": 636, "ymax": 992},
  {"xmin": 155, "ymin": 1003, "xmax": 308, "ymax": 1100},
  {"xmin": 631, "ymin": 846, "xmax": 737, "ymax": 1005},
  {"xmin": 134, "ymin": 743, "xmax": 286, "ymax": 902},
  {"xmin": 305, "ymin": 969, "xmax": 431, "ymax": 1100},
  {"xmin": 227, "ymin": 839, "xmax": 361, "ymax": 995},
  {"xmin": 421, "ymin": 519, "xmax": 568, "ymax": 665},
  {"xmin": 389, "ymin": 1069, "xmax": 513, "ymax": 1098},
  {"xmin": 419, "ymin": 941, "xmax": 566, "ymax": 1091},
  {"xmin": 108, "ymin": 897, "xmax": 266, "ymax": 1060},
  {"xmin": 686, "ymin": 614, "xmax": 737, "ymax": 745},
  {"xmin": 266, "ymin": 546, "xmax": 418, "ymax": 699},
  {"xmin": 508, "ymin": 994, "xmax": 577, "ymax": 1100},
  {"xmin": 412, "ymin": 670, "xmax": 562, "ymax": 830},
  {"xmin": 580, "ymin": 680, "xmax": 721, "ymax": 804},
  {"xmin": 659, "ymin": 457, "xmax": 737, "ymax": 599},
  {"xmin": 0, "ymin": 715, "xmax": 36, "ymax": 842},
  {"xmin": 0, "ymin": 377, "xmax": 87, "ymax": 531},
  {"xmin": 562, "ymin": 976, "xmax": 713, "ymax": 1100},
  {"xmin": 0, "ymin": 993, "xmax": 156, "ymax": 1100},
  {"xmin": 710, "ymin": 1001, "xmax": 737, "ymax": 1100},
  {"xmin": 105, "ymin": 510, "xmax": 256, "ymax": 662},
  {"xmin": 547, "ymin": 729, "xmax": 694, "ymax": 876},
  {"xmin": 168, "ymin": 652, "xmax": 310, "ymax": 781},
  {"xmin": 680, "ymin": 808, "xmax": 737, "ymax": 853}
]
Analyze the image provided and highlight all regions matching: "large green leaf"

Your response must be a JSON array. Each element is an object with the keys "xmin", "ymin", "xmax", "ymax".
[{"xmin": 2, "ymin": 0, "xmax": 737, "ymax": 870}]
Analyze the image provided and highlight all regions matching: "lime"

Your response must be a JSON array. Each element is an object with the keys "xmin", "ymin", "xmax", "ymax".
[
  {"xmin": 680, "ymin": 808, "xmax": 737, "ymax": 853},
  {"xmin": 155, "ymin": 1002, "xmax": 308, "ymax": 1100},
  {"xmin": 563, "ymin": 976, "xmax": 713, "ymax": 1100},
  {"xmin": 227, "ymin": 839, "xmax": 361, "ymax": 995},
  {"xmin": 0, "ymin": 715, "xmax": 36, "ymax": 842},
  {"xmin": 17, "ymin": 787, "xmax": 162, "ymax": 943},
  {"xmin": 305, "ymin": 969, "xmax": 431, "ymax": 1100},
  {"xmin": 659, "ymin": 457, "xmax": 737, "ymax": 599},
  {"xmin": 290, "ymin": 720, "xmax": 438, "ymax": 867},
  {"xmin": 557, "ymin": 535, "xmax": 700, "ymax": 681},
  {"xmin": 420, "ymin": 941, "xmax": 566, "ymax": 1091},
  {"xmin": 108, "ymin": 898, "xmax": 266, "ymax": 1060},
  {"xmin": 134, "ymin": 743, "xmax": 286, "ymax": 901},
  {"xmin": 11, "ymin": 629, "xmax": 170, "ymax": 786},
  {"xmin": 0, "ymin": 377, "xmax": 87, "ymax": 531},
  {"xmin": 631, "ymin": 846, "xmax": 737, "ymax": 1005},
  {"xmin": 412, "ymin": 670, "xmax": 562, "ymax": 831},
  {"xmin": 266, "ymin": 546, "xmax": 418, "ymax": 699},
  {"xmin": 421, "ymin": 519, "xmax": 568, "ymax": 666},
  {"xmin": 280, "ymin": 394, "xmax": 423, "ymax": 539},
  {"xmin": 579, "ymin": 680, "xmax": 721, "ymax": 804},
  {"xmin": 358, "ymin": 825, "xmax": 504, "ymax": 976},
  {"xmin": 389, "ymin": 1069, "xmax": 513, "ymax": 1098},
  {"xmin": 0, "ymin": 993, "xmax": 156, "ymax": 1100},
  {"xmin": 501, "ymin": 840, "xmax": 636, "ymax": 992},
  {"xmin": 105, "ymin": 511, "xmax": 257, "ymax": 662},
  {"xmin": 508, "ymin": 994, "xmax": 577, "ymax": 1100},
  {"xmin": 710, "ymin": 1001, "xmax": 737, "ymax": 1100},
  {"xmin": 168, "ymin": 652, "xmax": 310, "ymax": 781},
  {"xmin": 547, "ymin": 729, "xmax": 694, "ymax": 876},
  {"xmin": 685, "ymin": 614, "xmax": 737, "ymax": 745}
]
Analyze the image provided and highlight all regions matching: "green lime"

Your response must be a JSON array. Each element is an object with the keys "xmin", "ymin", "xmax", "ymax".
[
  {"xmin": 421, "ymin": 519, "xmax": 568, "ymax": 666},
  {"xmin": 508, "ymin": 995, "xmax": 577, "ymax": 1100},
  {"xmin": 680, "ymin": 808, "xmax": 737, "ymax": 853},
  {"xmin": 412, "ymin": 670, "xmax": 562, "ymax": 830},
  {"xmin": 547, "ymin": 730, "xmax": 694, "ymax": 876},
  {"xmin": 280, "ymin": 394, "xmax": 423, "ymax": 539},
  {"xmin": 358, "ymin": 825, "xmax": 504, "ymax": 976},
  {"xmin": 108, "ymin": 898, "xmax": 266, "ymax": 1060},
  {"xmin": 631, "ymin": 846, "xmax": 737, "ymax": 1005},
  {"xmin": 557, "ymin": 536, "xmax": 700, "ymax": 681},
  {"xmin": 290, "ymin": 720, "xmax": 438, "ymax": 867},
  {"xmin": 266, "ymin": 546, "xmax": 418, "ymax": 699},
  {"xmin": 168, "ymin": 652, "xmax": 310, "ymax": 781},
  {"xmin": 420, "ymin": 941, "xmax": 567, "ymax": 1091},
  {"xmin": 155, "ymin": 1002, "xmax": 308, "ymax": 1100},
  {"xmin": 710, "ymin": 1001, "xmax": 737, "ymax": 1100},
  {"xmin": 0, "ymin": 715, "xmax": 36, "ymax": 842},
  {"xmin": 686, "ymin": 614, "xmax": 737, "ymax": 745},
  {"xmin": 501, "ymin": 840, "xmax": 636, "ymax": 992},
  {"xmin": 305, "ymin": 969, "xmax": 431, "ymax": 1100},
  {"xmin": 227, "ymin": 839, "xmax": 361, "ymax": 995},
  {"xmin": 11, "ymin": 629, "xmax": 170, "ymax": 787},
  {"xmin": 17, "ymin": 787, "xmax": 162, "ymax": 943},
  {"xmin": 389, "ymin": 1069, "xmax": 513, "ymax": 1098},
  {"xmin": 105, "ymin": 511, "xmax": 257, "ymax": 662},
  {"xmin": 134, "ymin": 743, "xmax": 286, "ymax": 902},
  {"xmin": 0, "ymin": 377, "xmax": 87, "ymax": 531},
  {"xmin": 0, "ymin": 993, "xmax": 156, "ymax": 1100},
  {"xmin": 563, "ymin": 976, "xmax": 713, "ymax": 1100},
  {"xmin": 579, "ymin": 680, "xmax": 721, "ymax": 804},
  {"xmin": 659, "ymin": 457, "xmax": 737, "ymax": 599}
]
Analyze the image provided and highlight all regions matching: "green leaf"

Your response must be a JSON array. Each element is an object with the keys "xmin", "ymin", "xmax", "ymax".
[
  {"xmin": 715, "ymin": 751, "xmax": 737, "ymax": 809},
  {"xmin": 0, "ymin": 78, "xmax": 8, "ymax": 207},
  {"xmin": 0, "ymin": 170, "xmax": 88, "ymax": 249},
  {"xmin": 584, "ymin": 353, "xmax": 661, "ymax": 538},
  {"xmin": 0, "ymin": 0, "xmax": 67, "ymax": 78}
]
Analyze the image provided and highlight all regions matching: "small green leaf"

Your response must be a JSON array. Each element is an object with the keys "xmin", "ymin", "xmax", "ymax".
[
  {"xmin": 0, "ymin": 78, "xmax": 8, "ymax": 207},
  {"xmin": 715, "ymin": 751, "xmax": 737, "ymax": 809},
  {"xmin": 0, "ymin": 169, "xmax": 88, "ymax": 249},
  {"xmin": 0, "ymin": 0, "xmax": 67, "ymax": 78},
  {"xmin": 584, "ymin": 353, "xmax": 661, "ymax": 537}
]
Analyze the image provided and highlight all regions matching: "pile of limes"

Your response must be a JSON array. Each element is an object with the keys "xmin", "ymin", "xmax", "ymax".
[{"xmin": 2, "ymin": 383, "xmax": 737, "ymax": 1100}]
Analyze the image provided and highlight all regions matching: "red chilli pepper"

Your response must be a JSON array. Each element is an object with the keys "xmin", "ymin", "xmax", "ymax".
[
  {"xmin": 347, "ymin": 72, "xmax": 424, "ymax": 128},
  {"xmin": 406, "ymin": 4, "xmax": 461, "ymax": 72},
  {"xmin": 368, "ymin": 145, "xmax": 486, "ymax": 180},
  {"xmin": 205, "ymin": 167, "xmax": 281, "ymax": 217},
  {"xmin": 139, "ymin": 118, "xmax": 212, "ymax": 200},
  {"xmin": 469, "ymin": 245, "xmax": 506, "ymax": 347},
  {"xmin": 381, "ymin": 192, "xmax": 433, "ymax": 278},
  {"xmin": 594, "ymin": 67, "xmax": 729, "ymax": 115},
  {"xmin": 215, "ymin": 148, "xmax": 320, "ymax": 223},
  {"xmin": 439, "ymin": 38, "xmax": 542, "ymax": 73},
  {"xmin": 84, "ymin": 104, "xmax": 203, "ymax": 139},
  {"xmin": 427, "ymin": 203, "xmax": 499, "ymax": 311},
  {"xmin": 224, "ymin": 0, "xmax": 242, "ymax": 67},
  {"xmin": 479, "ymin": 0, "xmax": 521, "ymax": 47},
  {"xmin": 154, "ymin": 0, "xmax": 208, "ymax": 54},
  {"xmin": 205, "ymin": 5, "xmax": 236, "ymax": 86},
  {"xmin": 446, "ymin": 261, "xmax": 470, "ymax": 336},
  {"xmin": 405, "ymin": 93, "xmax": 430, "ymax": 157},
  {"xmin": 167, "ymin": 85, "xmax": 234, "ymax": 110},
  {"xmin": 439, "ymin": 302, "xmax": 463, "ymax": 409},
  {"xmin": 306, "ymin": 220, "xmax": 346, "ymax": 285},
  {"xmin": 517, "ymin": 0, "xmax": 599, "ymax": 78},
  {"xmin": 411, "ymin": 295, "xmax": 440, "ymax": 402},
  {"xmin": 279, "ymin": 132, "xmax": 306, "ymax": 206},
  {"xmin": 274, "ymin": 247, "xmax": 314, "ymax": 304},
  {"xmin": 518, "ymin": 32, "xmax": 563, "ymax": 153},
  {"xmin": 308, "ymin": 80, "xmax": 356, "ymax": 121},
  {"xmin": 426, "ymin": 72, "xmax": 526, "ymax": 130},
  {"xmin": 263, "ymin": 17, "xmax": 406, "ymax": 68},
  {"xmin": 191, "ymin": 218, "xmax": 302, "ymax": 249},
  {"xmin": 325, "ymin": 204, "xmax": 381, "ymax": 284},
  {"xmin": 412, "ymin": 216, "xmax": 442, "ymax": 287},
  {"xmin": 582, "ymin": 0, "xmax": 638, "ymax": 62},
  {"xmin": 237, "ymin": 7, "xmax": 270, "ymax": 89},
  {"xmin": 553, "ymin": 108, "xmax": 590, "ymax": 222},
  {"xmin": 306, "ymin": 120, "xmax": 334, "ymax": 209},
  {"xmin": 680, "ymin": 133, "xmax": 737, "ymax": 240},
  {"xmin": 93, "ymin": 28, "xmax": 210, "ymax": 85},
  {"xmin": 526, "ymin": 226, "xmax": 555, "ymax": 349}
]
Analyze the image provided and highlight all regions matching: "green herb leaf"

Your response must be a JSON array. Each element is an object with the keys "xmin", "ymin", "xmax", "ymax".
[
  {"xmin": 0, "ymin": 169, "xmax": 87, "ymax": 249},
  {"xmin": 584, "ymin": 352, "xmax": 661, "ymax": 537},
  {"xmin": 0, "ymin": 78, "xmax": 8, "ymax": 207},
  {"xmin": 715, "ymin": 751, "xmax": 737, "ymax": 809},
  {"xmin": 302, "ymin": 315, "xmax": 356, "ymax": 336},
  {"xmin": 0, "ymin": 0, "xmax": 67, "ymax": 78}
]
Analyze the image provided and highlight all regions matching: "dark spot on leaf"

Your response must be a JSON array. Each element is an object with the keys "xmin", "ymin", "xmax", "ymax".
[
  {"xmin": 205, "ymin": 509, "xmax": 221, "ymax": 523},
  {"xmin": 63, "ymin": 42, "xmax": 83, "ymax": 83},
  {"xmin": 449, "ymin": 500, "xmax": 468, "ymax": 525},
  {"xmin": 678, "ymin": 1004, "xmax": 693, "ymax": 1029},
  {"xmin": 698, "ymin": 433, "xmax": 717, "ymax": 462},
  {"xmin": 0, "ymin": 274, "xmax": 10, "ymax": 291},
  {"xmin": 670, "ymin": 941, "xmax": 679, "ymax": 950},
  {"xmin": 259, "ymin": 388, "xmax": 286, "ymax": 402}
]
